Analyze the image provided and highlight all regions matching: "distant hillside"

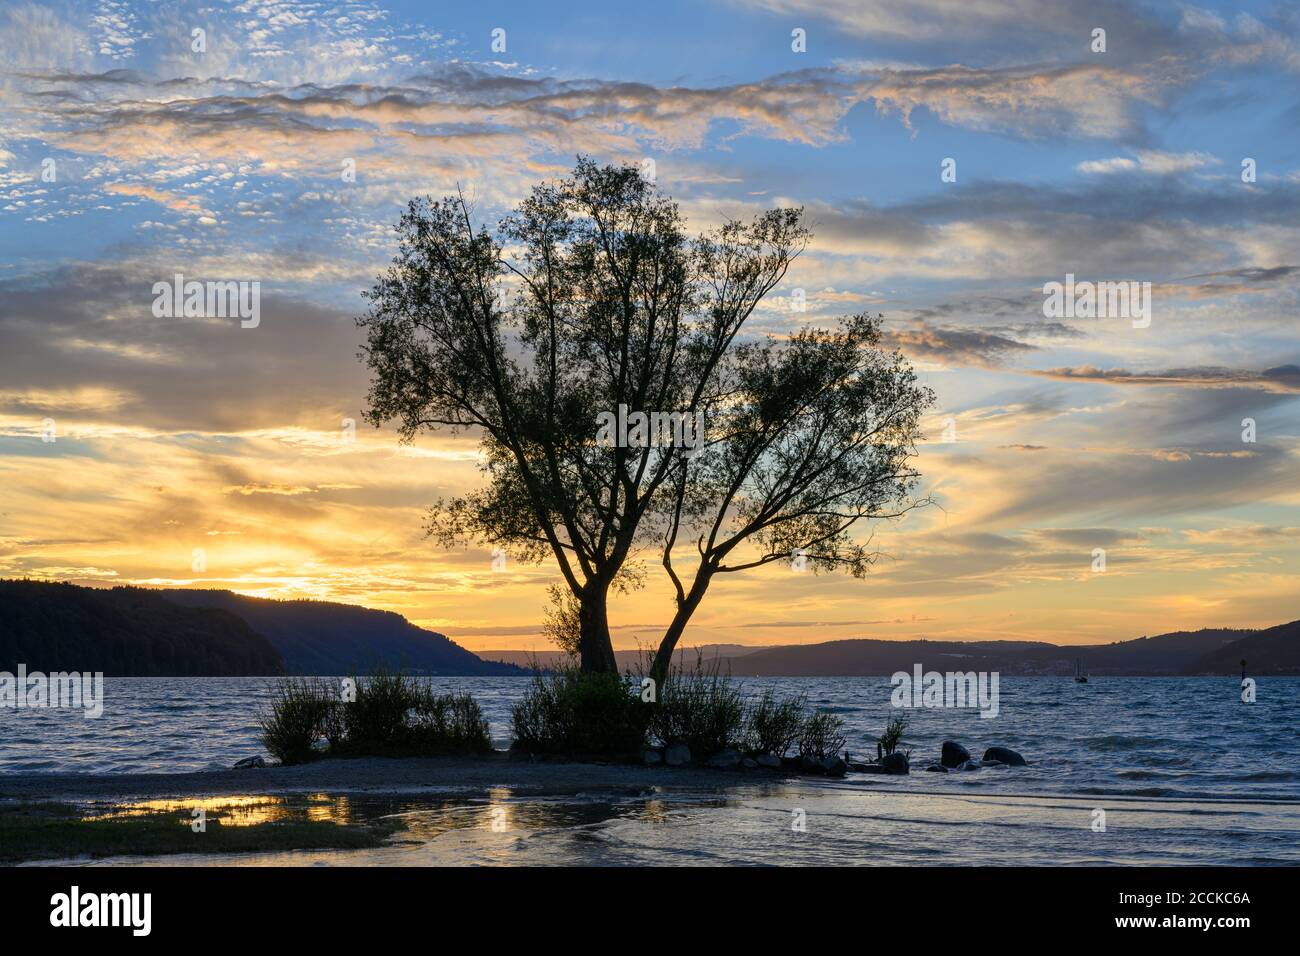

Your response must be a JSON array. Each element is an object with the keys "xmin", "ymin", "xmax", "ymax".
[
  {"xmin": 713, "ymin": 624, "xmax": 1300, "ymax": 676},
  {"xmin": 716, "ymin": 639, "xmax": 1061, "ymax": 677},
  {"xmin": 1193, "ymin": 620, "xmax": 1300, "ymax": 675},
  {"xmin": 1081, "ymin": 627, "xmax": 1250, "ymax": 673},
  {"xmin": 0, "ymin": 580, "xmax": 284, "ymax": 676},
  {"xmin": 155, "ymin": 589, "xmax": 523, "ymax": 676}
]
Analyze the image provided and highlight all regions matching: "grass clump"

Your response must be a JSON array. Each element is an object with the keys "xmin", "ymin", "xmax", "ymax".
[
  {"xmin": 647, "ymin": 656, "xmax": 747, "ymax": 755},
  {"xmin": 742, "ymin": 688, "xmax": 807, "ymax": 757},
  {"xmin": 260, "ymin": 669, "xmax": 491, "ymax": 764},
  {"xmin": 506, "ymin": 654, "xmax": 845, "ymax": 766},
  {"xmin": 510, "ymin": 665, "xmax": 647, "ymax": 755},
  {"xmin": 260, "ymin": 677, "xmax": 339, "ymax": 765},
  {"xmin": 798, "ymin": 710, "xmax": 847, "ymax": 759},
  {"xmin": 877, "ymin": 715, "xmax": 908, "ymax": 757}
]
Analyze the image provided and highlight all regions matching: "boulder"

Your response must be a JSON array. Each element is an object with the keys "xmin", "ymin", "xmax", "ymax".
[
  {"xmin": 756, "ymin": 754, "xmax": 782, "ymax": 769},
  {"xmin": 881, "ymin": 752, "xmax": 910, "ymax": 775},
  {"xmin": 800, "ymin": 755, "xmax": 819, "ymax": 773},
  {"xmin": 960, "ymin": 760, "xmax": 982, "ymax": 771},
  {"xmin": 980, "ymin": 759, "xmax": 1005, "ymax": 768},
  {"xmin": 665, "ymin": 743, "xmax": 691, "ymax": 766},
  {"xmin": 925, "ymin": 764, "xmax": 948, "ymax": 773},
  {"xmin": 819, "ymin": 756, "xmax": 847, "ymax": 777},
  {"xmin": 982, "ymin": 746, "xmax": 1027, "ymax": 766},
  {"xmin": 707, "ymin": 748, "xmax": 741, "ymax": 770},
  {"xmin": 233, "ymin": 756, "xmax": 266, "ymax": 769},
  {"xmin": 940, "ymin": 740, "xmax": 971, "ymax": 769},
  {"xmin": 741, "ymin": 757, "xmax": 758, "ymax": 769},
  {"xmin": 642, "ymin": 749, "xmax": 663, "ymax": 766}
]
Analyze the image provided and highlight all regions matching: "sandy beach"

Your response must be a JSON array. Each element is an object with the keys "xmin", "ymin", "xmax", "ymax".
[{"xmin": 0, "ymin": 753, "xmax": 765, "ymax": 803}]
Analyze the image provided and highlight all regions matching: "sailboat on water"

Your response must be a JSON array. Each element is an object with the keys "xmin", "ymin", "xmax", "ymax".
[{"xmin": 1074, "ymin": 658, "xmax": 1089, "ymax": 683}]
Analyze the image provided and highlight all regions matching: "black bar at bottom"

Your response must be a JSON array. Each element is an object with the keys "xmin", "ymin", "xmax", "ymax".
[{"xmin": 0, "ymin": 865, "xmax": 1277, "ymax": 940}]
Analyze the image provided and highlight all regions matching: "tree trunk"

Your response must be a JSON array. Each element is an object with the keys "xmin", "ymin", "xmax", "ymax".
[
  {"xmin": 649, "ymin": 578, "xmax": 710, "ymax": 686},
  {"xmin": 577, "ymin": 582, "xmax": 618, "ymax": 674}
]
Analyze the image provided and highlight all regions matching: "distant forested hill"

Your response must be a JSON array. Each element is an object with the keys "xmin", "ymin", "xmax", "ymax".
[
  {"xmin": 154, "ymin": 588, "xmax": 523, "ymax": 675},
  {"xmin": 1193, "ymin": 620, "xmax": 1300, "ymax": 675},
  {"xmin": 713, "ymin": 624, "xmax": 1299, "ymax": 676},
  {"xmin": 0, "ymin": 580, "xmax": 285, "ymax": 675}
]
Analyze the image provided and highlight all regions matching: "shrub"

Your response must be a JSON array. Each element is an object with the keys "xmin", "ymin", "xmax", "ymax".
[
  {"xmin": 261, "ymin": 672, "xmax": 492, "ymax": 762},
  {"xmin": 510, "ymin": 666, "xmax": 647, "ymax": 755},
  {"xmin": 407, "ymin": 688, "xmax": 492, "ymax": 755},
  {"xmin": 798, "ymin": 710, "xmax": 846, "ymax": 759},
  {"xmin": 877, "ymin": 715, "xmax": 907, "ymax": 757},
  {"xmin": 340, "ymin": 668, "xmax": 416, "ymax": 753},
  {"xmin": 648, "ymin": 656, "xmax": 746, "ymax": 755},
  {"xmin": 508, "ymin": 655, "xmax": 818, "ymax": 762},
  {"xmin": 260, "ymin": 678, "xmax": 339, "ymax": 765},
  {"xmin": 742, "ymin": 688, "xmax": 806, "ymax": 757}
]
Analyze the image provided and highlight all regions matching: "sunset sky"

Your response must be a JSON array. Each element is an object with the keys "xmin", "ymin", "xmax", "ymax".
[{"xmin": 1, "ymin": 0, "xmax": 1298, "ymax": 652}]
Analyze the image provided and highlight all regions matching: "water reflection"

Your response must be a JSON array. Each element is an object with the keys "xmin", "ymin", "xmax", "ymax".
[
  {"xmin": 61, "ymin": 780, "xmax": 1300, "ymax": 867},
  {"xmin": 87, "ymin": 792, "xmax": 353, "ymax": 827}
]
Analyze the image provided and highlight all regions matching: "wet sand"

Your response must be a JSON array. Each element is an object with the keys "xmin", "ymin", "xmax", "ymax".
[
  {"xmin": 6, "ymin": 755, "xmax": 1298, "ymax": 866},
  {"xmin": 0, "ymin": 753, "xmax": 784, "ymax": 803}
]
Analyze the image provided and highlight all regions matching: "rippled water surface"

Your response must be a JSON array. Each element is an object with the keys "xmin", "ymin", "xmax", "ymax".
[
  {"xmin": 3, "ymin": 676, "xmax": 1296, "ymax": 799},
  {"xmin": 5, "ymin": 676, "xmax": 1297, "ymax": 865}
]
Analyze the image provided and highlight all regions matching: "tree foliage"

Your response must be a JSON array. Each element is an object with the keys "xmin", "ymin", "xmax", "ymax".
[{"xmin": 359, "ymin": 158, "xmax": 933, "ymax": 676}]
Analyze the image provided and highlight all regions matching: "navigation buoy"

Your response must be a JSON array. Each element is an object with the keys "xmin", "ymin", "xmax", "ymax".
[{"xmin": 1240, "ymin": 659, "xmax": 1255, "ymax": 704}]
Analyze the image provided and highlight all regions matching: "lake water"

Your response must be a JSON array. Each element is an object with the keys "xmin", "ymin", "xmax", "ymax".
[{"xmin": 3, "ymin": 676, "xmax": 1297, "ymax": 865}]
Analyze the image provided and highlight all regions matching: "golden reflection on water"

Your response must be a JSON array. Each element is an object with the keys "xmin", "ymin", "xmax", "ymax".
[
  {"xmin": 483, "ymin": 786, "xmax": 512, "ymax": 833},
  {"xmin": 87, "ymin": 793, "xmax": 353, "ymax": 827}
]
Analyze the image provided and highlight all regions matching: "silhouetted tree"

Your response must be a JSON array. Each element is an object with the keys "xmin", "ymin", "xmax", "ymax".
[{"xmin": 358, "ymin": 158, "xmax": 933, "ymax": 679}]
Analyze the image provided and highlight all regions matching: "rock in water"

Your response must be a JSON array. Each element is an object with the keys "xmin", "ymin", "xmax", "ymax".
[
  {"xmin": 819, "ymin": 756, "xmax": 847, "ymax": 777},
  {"xmin": 881, "ymin": 752, "xmax": 910, "ymax": 775},
  {"xmin": 982, "ymin": 746, "xmax": 1027, "ymax": 766},
  {"xmin": 642, "ymin": 749, "xmax": 663, "ymax": 766},
  {"xmin": 940, "ymin": 740, "xmax": 971, "ymax": 768},
  {"xmin": 233, "ymin": 756, "xmax": 266, "ymax": 769},
  {"xmin": 665, "ymin": 743, "xmax": 691, "ymax": 766},
  {"xmin": 756, "ymin": 754, "xmax": 782, "ymax": 769},
  {"xmin": 707, "ymin": 749, "xmax": 741, "ymax": 770},
  {"xmin": 925, "ymin": 764, "xmax": 948, "ymax": 773}
]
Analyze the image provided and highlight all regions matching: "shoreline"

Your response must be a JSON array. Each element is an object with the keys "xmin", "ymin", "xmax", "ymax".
[{"xmin": 0, "ymin": 753, "xmax": 799, "ymax": 804}]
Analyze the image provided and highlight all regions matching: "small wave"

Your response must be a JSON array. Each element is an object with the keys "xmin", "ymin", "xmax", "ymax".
[{"xmin": 1080, "ymin": 734, "xmax": 1172, "ymax": 751}]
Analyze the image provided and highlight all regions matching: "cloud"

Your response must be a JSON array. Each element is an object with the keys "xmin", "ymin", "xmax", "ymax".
[
  {"xmin": 736, "ymin": 0, "xmax": 1300, "ymax": 72},
  {"xmin": 864, "ymin": 62, "xmax": 1164, "ymax": 139},
  {"xmin": 1077, "ymin": 150, "xmax": 1220, "ymax": 176},
  {"xmin": 1183, "ymin": 526, "xmax": 1300, "ymax": 547},
  {"xmin": 0, "ymin": 261, "xmax": 371, "ymax": 432},
  {"xmin": 1030, "ymin": 365, "xmax": 1300, "ymax": 394},
  {"xmin": 0, "ymin": 58, "xmax": 1180, "ymax": 206},
  {"xmin": 882, "ymin": 319, "xmax": 1036, "ymax": 368}
]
